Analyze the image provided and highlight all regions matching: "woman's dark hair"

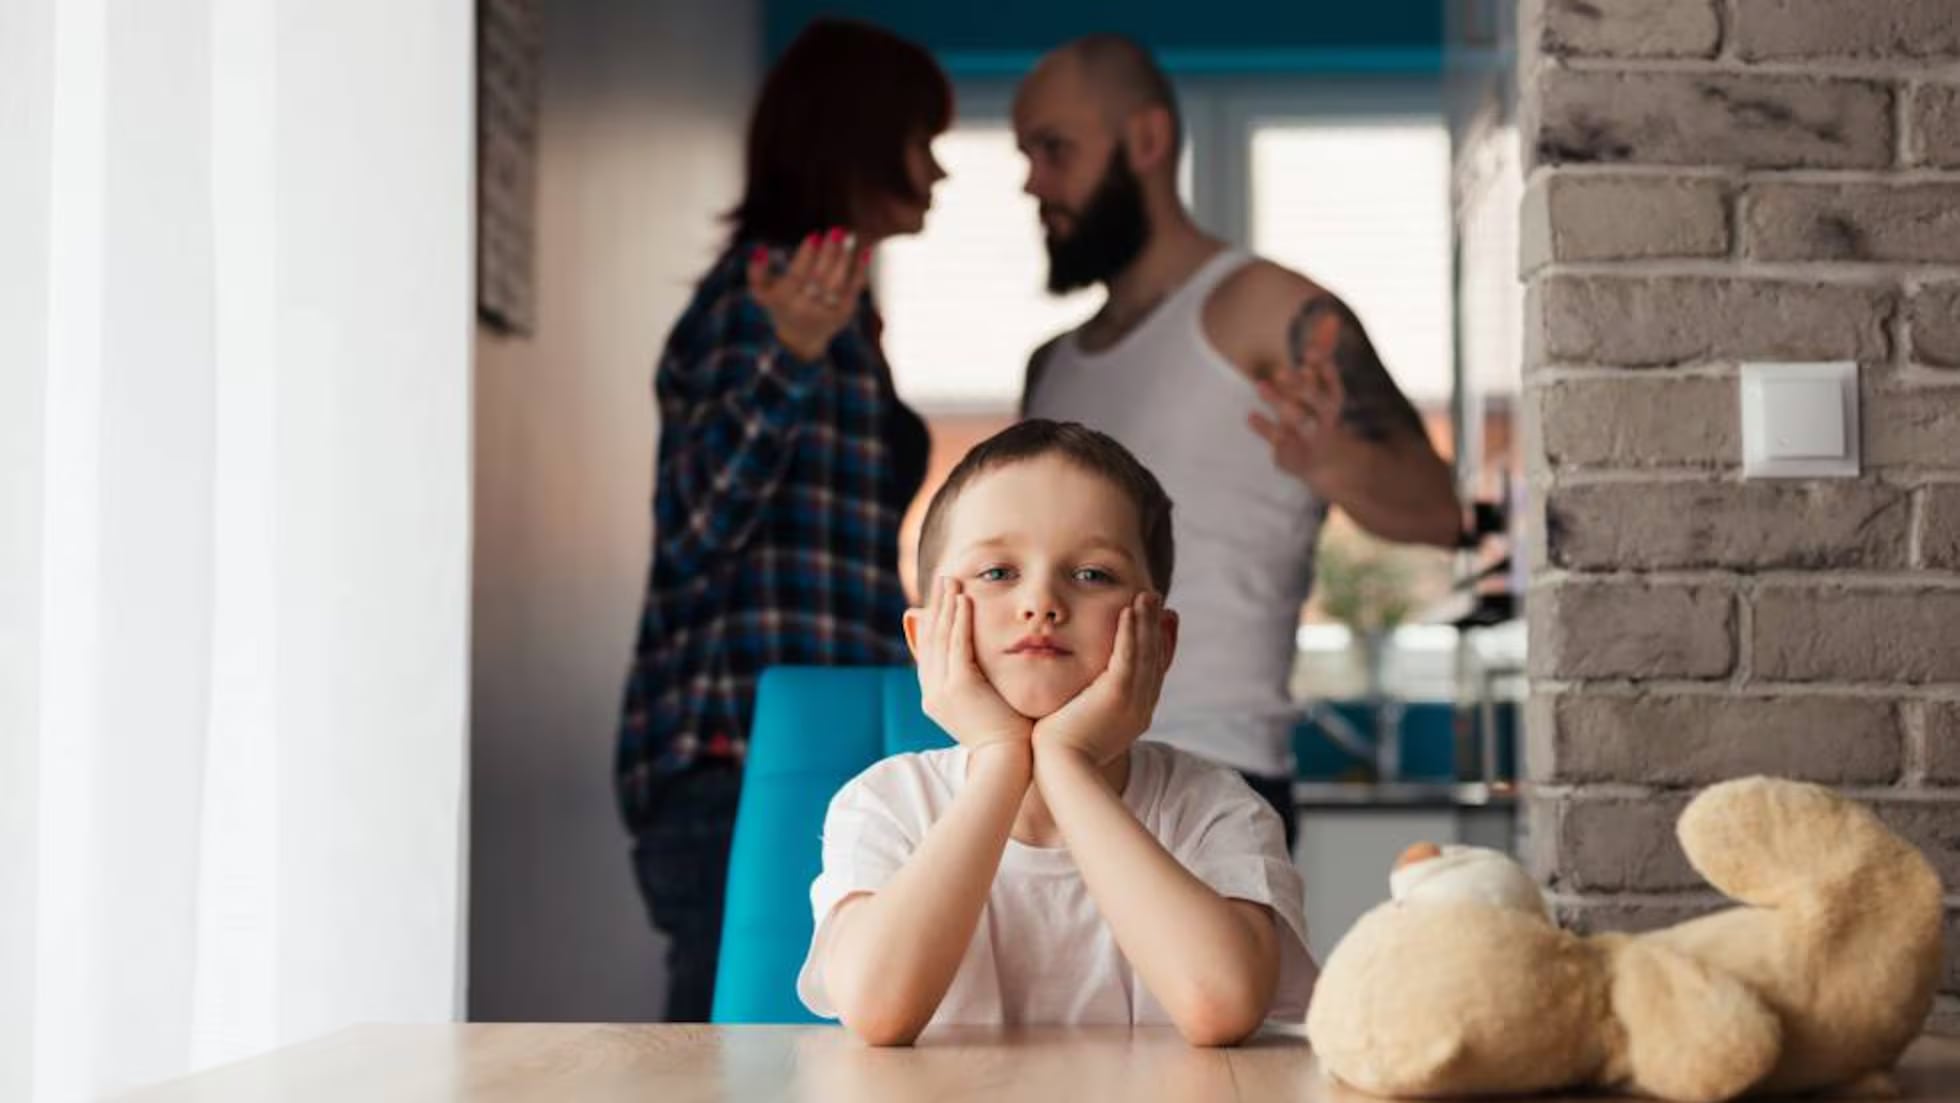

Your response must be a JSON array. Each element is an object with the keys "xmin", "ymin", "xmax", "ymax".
[{"xmin": 727, "ymin": 19, "xmax": 952, "ymax": 246}]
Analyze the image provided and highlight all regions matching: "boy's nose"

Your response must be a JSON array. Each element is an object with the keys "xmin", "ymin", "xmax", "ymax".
[{"xmin": 1020, "ymin": 591, "xmax": 1065, "ymax": 625}]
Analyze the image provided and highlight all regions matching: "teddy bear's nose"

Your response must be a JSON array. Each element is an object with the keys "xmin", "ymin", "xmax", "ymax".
[{"xmin": 1394, "ymin": 842, "xmax": 1443, "ymax": 871}]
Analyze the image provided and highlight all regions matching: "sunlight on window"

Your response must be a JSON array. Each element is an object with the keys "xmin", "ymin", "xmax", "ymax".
[
  {"xmin": 1250, "ymin": 122, "xmax": 1453, "ymax": 408},
  {"xmin": 876, "ymin": 127, "xmax": 1099, "ymax": 413}
]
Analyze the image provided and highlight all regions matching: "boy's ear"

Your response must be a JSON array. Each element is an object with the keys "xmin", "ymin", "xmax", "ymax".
[
  {"xmin": 1159, "ymin": 607, "xmax": 1179, "ymax": 671},
  {"xmin": 901, "ymin": 608, "xmax": 923, "ymax": 660}
]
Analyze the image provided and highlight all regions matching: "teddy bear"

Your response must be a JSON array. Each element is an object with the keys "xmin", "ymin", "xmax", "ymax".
[{"xmin": 1304, "ymin": 776, "xmax": 1946, "ymax": 1102}]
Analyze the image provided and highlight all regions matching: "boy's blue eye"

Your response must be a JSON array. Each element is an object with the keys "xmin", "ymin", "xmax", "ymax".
[
  {"xmin": 1074, "ymin": 567, "xmax": 1114, "ymax": 584},
  {"xmin": 978, "ymin": 566, "xmax": 1013, "ymax": 582}
]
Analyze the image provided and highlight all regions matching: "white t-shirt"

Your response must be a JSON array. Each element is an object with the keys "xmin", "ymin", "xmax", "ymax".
[{"xmin": 796, "ymin": 741, "xmax": 1317, "ymax": 1026}]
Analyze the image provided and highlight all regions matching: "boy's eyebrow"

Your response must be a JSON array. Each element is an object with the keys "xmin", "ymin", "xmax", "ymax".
[
  {"xmin": 1076, "ymin": 539, "xmax": 1140, "ymax": 564},
  {"xmin": 957, "ymin": 535, "xmax": 1140, "ymax": 564}
]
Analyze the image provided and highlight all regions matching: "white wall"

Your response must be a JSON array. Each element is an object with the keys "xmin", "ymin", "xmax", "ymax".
[
  {"xmin": 0, "ymin": 0, "xmax": 55, "ymax": 1097},
  {"xmin": 1, "ymin": 0, "xmax": 473, "ymax": 1096},
  {"xmin": 469, "ymin": 0, "xmax": 760, "ymax": 1020}
]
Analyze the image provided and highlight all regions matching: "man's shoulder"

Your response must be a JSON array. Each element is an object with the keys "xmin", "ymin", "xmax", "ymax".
[
  {"xmin": 1021, "ymin": 332, "xmax": 1073, "ymax": 414},
  {"xmin": 1207, "ymin": 257, "xmax": 1329, "ymax": 317},
  {"xmin": 1026, "ymin": 331, "xmax": 1070, "ymax": 371},
  {"xmin": 1201, "ymin": 257, "xmax": 1335, "ymax": 372}
]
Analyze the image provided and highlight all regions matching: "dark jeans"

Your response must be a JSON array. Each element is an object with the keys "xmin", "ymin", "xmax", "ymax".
[
  {"xmin": 631, "ymin": 763, "xmax": 742, "ymax": 1022},
  {"xmin": 1240, "ymin": 770, "xmax": 1299, "ymax": 854}
]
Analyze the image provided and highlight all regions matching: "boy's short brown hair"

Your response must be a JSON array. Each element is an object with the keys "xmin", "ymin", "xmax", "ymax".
[{"xmin": 915, "ymin": 419, "xmax": 1176, "ymax": 595}]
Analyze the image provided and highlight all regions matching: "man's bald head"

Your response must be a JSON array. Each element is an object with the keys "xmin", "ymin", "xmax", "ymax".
[
  {"xmin": 1034, "ymin": 34, "xmax": 1182, "ymax": 156},
  {"xmin": 1014, "ymin": 34, "xmax": 1182, "ymax": 291}
]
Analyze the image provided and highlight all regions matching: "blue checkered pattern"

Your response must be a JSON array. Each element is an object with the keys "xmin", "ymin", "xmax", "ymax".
[{"xmin": 615, "ymin": 244, "xmax": 926, "ymax": 833}]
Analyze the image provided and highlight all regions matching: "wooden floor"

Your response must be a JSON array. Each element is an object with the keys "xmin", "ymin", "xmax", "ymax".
[{"xmin": 116, "ymin": 1024, "xmax": 1960, "ymax": 1103}]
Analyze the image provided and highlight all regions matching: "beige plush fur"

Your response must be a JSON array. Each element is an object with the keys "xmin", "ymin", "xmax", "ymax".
[{"xmin": 1305, "ymin": 777, "xmax": 1945, "ymax": 1102}]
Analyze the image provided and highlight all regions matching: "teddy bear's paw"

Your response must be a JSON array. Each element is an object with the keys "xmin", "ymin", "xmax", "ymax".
[{"xmin": 1612, "ymin": 940, "xmax": 1781, "ymax": 1103}]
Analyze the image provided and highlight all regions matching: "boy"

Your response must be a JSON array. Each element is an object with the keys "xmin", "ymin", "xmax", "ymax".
[{"xmin": 796, "ymin": 420, "xmax": 1314, "ymax": 1046}]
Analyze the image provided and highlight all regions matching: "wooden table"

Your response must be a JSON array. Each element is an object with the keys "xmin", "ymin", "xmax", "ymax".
[{"xmin": 118, "ymin": 1024, "xmax": 1960, "ymax": 1102}]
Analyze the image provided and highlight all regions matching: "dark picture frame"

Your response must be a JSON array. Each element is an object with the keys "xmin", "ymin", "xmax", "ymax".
[{"xmin": 477, "ymin": 0, "xmax": 540, "ymax": 335}]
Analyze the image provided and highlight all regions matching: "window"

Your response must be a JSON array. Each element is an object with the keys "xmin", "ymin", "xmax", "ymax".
[{"xmin": 1248, "ymin": 120, "xmax": 1453, "ymax": 407}]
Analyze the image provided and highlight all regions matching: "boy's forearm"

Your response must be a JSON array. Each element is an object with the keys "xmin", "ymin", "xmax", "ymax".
[
  {"xmin": 824, "ymin": 743, "xmax": 1031, "ymax": 1044},
  {"xmin": 1035, "ymin": 747, "xmax": 1278, "ymax": 1045}
]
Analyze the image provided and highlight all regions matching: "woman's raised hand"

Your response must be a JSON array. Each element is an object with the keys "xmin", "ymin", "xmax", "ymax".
[{"xmin": 747, "ymin": 228, "xmax": 872, "ymax": 362}]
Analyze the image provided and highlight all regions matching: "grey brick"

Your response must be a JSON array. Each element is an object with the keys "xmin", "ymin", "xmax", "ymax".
[
  {"xmin": 1910, "ymin": 85, "xmax": 1960, "ymax": 169},
  {"xmin": 1531, "ymin": 579, "xmax": 1736, "ymax": 680},
  {"xmin": 1537, "ymin": 0, "xmax": 1722, "ymax": 58},
  {"xmin": 1523, "ymin": 174, "xmax": 1730, "ymax": 271},
  {"xmin": 1753, "ymin": 585, "xmax": 1960, "ymax": 683},
  {"xmin": 1946, "ymin": 911, "xmax": 1960, "ymax": 992},
  {"xmin": 1533, "ymin": 69, "xmax": 1893, "ymax": 169},
  {"xmin": 1909, "ymin": 282, "xmax": 1960, "ymax": 368},
  {"xmin": 1541, "ymin": 378, "xmax": 1738, "ymax": 467},
  {"xmin": 1528, "ymin": 792, "xmax": 1701, "ymax": 891},
  {"xmin": 1926, "ymin": 486, "xmax": 1960, "ymax": 571},
  {"xmin": 1546, "ymin": 482, "xmax": 1911, "ymax": 570},
  {"xmin": 1865, "ymin": 390, "xmax": 1960, "ymax": 469},
  {"xmin": 1552, "ymin": 894, "xmax": 1726, "ymax": 934},
  {"xmin": 1532, "ymin": 692, "xmax": 1903, "ymax": 784},
  {"xmin": 1745, "ymin": 183, "xmax": 1960, "ymax": 263},
  {"xmin": 1931, "ymin": 995, "xmax": 1960, "ymax": 1035},
  {"xmin": 1926, "ymin": 701, "xmax": 1960, "ymax": 783},
  {"xmin": 1732, "ymin": 0, "xmax": 1960, "ymax": 61},
  {"xmin": 1536, "ymin": 275, "xmax": 1891, "ymax": 366}
]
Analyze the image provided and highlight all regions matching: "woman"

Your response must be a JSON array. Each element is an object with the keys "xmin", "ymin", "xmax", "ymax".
[{"xmin": 616, "ymin": 19, "xmax": 950, "ymax": 1022}]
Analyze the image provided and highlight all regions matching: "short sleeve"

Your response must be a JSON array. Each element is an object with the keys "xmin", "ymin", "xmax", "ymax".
[
  {"xmin": 794, "ymin": 760, "xmax": 928, "ymax": 1018},
  {"xmin": 1163, "ymin": 762, "xmax": 1318, "ymax": 1022}
]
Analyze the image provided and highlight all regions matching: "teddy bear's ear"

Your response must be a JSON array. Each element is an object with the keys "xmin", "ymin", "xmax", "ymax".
[{"xmin": 1609, "ymin": 939, "xmax": 1781, "ymax": 1103}]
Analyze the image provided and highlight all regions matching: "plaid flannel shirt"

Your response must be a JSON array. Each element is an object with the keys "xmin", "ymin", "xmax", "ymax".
[{"xmin": 615, "ymin": 244, "xmax": 926, "ymax": 833}]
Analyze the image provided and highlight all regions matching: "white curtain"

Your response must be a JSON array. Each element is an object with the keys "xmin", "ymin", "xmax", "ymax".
[{"xmin": 0, "ymin": 1, "xmax": 474, "ymax": 1099}]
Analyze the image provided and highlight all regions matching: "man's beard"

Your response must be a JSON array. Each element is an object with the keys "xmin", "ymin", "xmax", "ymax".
[{"xmin": 1042, "ymin": 146, "xmax": 1149, "ymax": 294}]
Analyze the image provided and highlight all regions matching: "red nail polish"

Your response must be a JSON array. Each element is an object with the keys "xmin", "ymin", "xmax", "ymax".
[
  {"xmin": 804, "ymin": 233, "xmax": 818, "ymax": 248},
  {"xmin": 827, "ymin": 227, "xmax": 845, "ymax": 244},
  {"xmin": 750, "ymin": 245, "xmax": 766, "ymax": 263},
  {"xmin": 859, "ymin": 246, "xmax": 874, "ymax": 266}
]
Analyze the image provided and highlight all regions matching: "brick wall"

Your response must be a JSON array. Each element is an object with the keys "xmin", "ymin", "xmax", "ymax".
[{"xmin": 1519, "ymin": 0, "xmax": 1960, "ymax": 1031}]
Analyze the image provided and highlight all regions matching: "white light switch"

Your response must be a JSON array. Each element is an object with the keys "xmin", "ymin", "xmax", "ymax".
[{"xmin": 1741, "ymin": 362, "xmax": 1859, "ymax": 478}]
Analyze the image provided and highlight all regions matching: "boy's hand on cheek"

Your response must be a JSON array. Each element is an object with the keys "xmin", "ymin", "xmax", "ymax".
[
  {"xmin": 1033, "ymin": 593, "xmax": 1172, "ymax": 767},
  {"xmin": 911, "ymin": 578, "xmax": 1034, "ymax": 756}
]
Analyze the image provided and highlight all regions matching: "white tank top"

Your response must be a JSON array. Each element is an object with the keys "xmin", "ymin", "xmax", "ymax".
[{"xmin": 1026, "ymin": 249, "xmax": 1325, "ymax": 778}]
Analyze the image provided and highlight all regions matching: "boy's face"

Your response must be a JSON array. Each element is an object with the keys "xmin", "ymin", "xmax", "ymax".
[{"xmin": 918, "ymin": 454, "xmax": 1166, "ymax": 718}]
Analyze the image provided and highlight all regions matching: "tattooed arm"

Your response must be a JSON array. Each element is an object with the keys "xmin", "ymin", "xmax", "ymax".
[{"xmin": 1247, "ymin": 289, "xmax": 1461, "ymax": 548}]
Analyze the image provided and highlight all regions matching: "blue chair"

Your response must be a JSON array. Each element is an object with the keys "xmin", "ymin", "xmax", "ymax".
[{"xmin": 711, "ymin": 665, "xmax": 951, "ymax": 1023}]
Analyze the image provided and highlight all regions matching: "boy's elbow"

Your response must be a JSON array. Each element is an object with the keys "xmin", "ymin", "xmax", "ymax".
[
  {"xmin": 1168, "ymin": 980, "xmax": 1270, "ymax": 1047},
  {"xmin": 1172, "ymin": 1000, "xmax": 1264, "ymax": 1047},
  {"xmin": 839, "ymin": 1004, "xmax": 926, "ymax": 1047},
  {"xmin": 831, "ymin": 975, "xmax": 930, "ymax": 1047}
]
